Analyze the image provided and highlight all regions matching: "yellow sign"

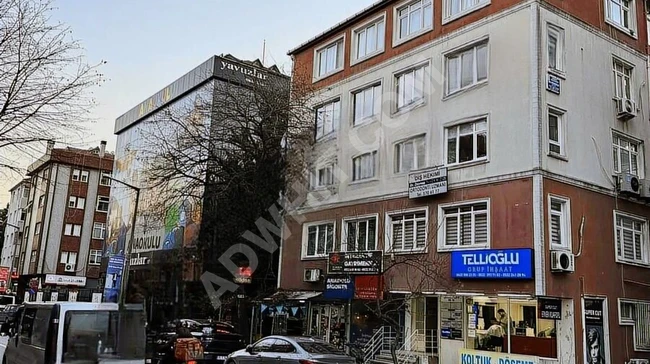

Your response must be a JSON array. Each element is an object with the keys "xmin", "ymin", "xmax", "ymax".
[
  {"xmin": 459, "ymin": 349, "xmax": 538, "ymax": 364},
  {"xmin": 137, "ymin": 86, "xmax": 172, "ymax": 118}
]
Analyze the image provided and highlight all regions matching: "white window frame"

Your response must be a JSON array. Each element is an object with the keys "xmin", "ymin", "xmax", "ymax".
[
  {"xmin": 315, "ymin": 98, "xmax": 341, "ymax": 141},
  {"xmin": 64, "ymin": 224, "xmax": 73, "ymax": 236},
  {"xmin": 100, "ymin": 172, "xmax": 112, "ymax": 186},
  {"xmin": 605, "ymin": 0, "xmax": 636, "ymax": 35},
  {"xmin": 302, "ymin": 221, "xmax": 337, "ymax": 259},
  {"xmin": 80, "ymin": 170, "xmax": 89, "ymax": 183},
  {"xmin": 547, "ymin": 24, "xmax": 565, "ymax": 73},
  {"xmin": 613, "ymin": 58, "xmax": 634, "ymax": 101},
  {"xmin": 60, "ymin": 251, "xmax": 77, "ymax": 265},
  {"xmin": 352, "ymin": 151, "xmax": 378, "ymax": 182},
  {"xmin": 444, "ymin": 117, "xmax": 489, "ymax": 166},
  {"xmin": 393, "ymin": 0, "xmax": 434, "ymax": 47},
  {"xmin": 311, "ymin": 163, "xmax": 336, "ymax": 189},
  {"xmin": 72, "ymin": 225, "xmax": 81, "ymax": 237},
  {"xmin": 72, "ymin": 169, "xmax": 80, "ymax": 181},
  {"xmin": 614, "ymin": 211, "xmax": 649, "ymax": 267},
  {"xmin": 96, "ymin": 196, "xmax": 109, "ymax": 213},
  {"xmin": 68, "ymin": 196, "xmax": 85, "ymax": 209},
  {"xmin": 445, "ymin": 39, "xmax": 489, "ymax": 96},
  {"xmin": 352, "ymin": 82, "xmax": 382, "ymax": 126},
  {"xmin": 385, "ymin": 207, "xmax": 428, "ymax": 253},
  {"xmin": 341, "ymin": 214, "xmax": 379, "ymax": 252},
  {"xmin": 88, "ymin": 249, "xmax": 102, "ymax": 266},
  {"xmin": 618, "ymin": 299, "xmax": 650, "ymax": 351},
  {"xmin": 351, "ymin": 14, "xmax": 386, "ymax": 64},
  {"xmin": 394, "ymin": 62, "xmax": 428, "ymax": 112},
  {"xmin": 443, "ymin": 0, "xmax": 490, "ymax": 24},
  {"xmin": 548, "ymin": 195, "xmax": 572, "ymax": 250},
  {"xmin": 92, "ymin": 222, "xmax": 106, "ymax": 240},
  {"xmin": 394, "ymin": 135, "xmax": 427, "ymax": 174},
  {"xmin": 612, "ymin": 131, "xmax": 642, "ymax": 177},
  {"xmin": 548, "ymin": 107, "xmax": 566, "ymax": 157},
  {"xmin": 437, "ymin": 199, "xmax": 490, "ymax": 252},
  {"xmin": 313, "ymin": 36, "xmax": 345, "ymax": 81}
]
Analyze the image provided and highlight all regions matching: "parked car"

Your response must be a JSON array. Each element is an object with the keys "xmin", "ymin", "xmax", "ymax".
[
  {"xmin": 0, "ymin": 304, "xmax": 22, "ymax": 335},
  {"xmin": 226, "ymin": 336, "xmax": 356, "ymax": 364},
  {"xmin": 149, "ymin": 319, "xmax": 245, "ymax": 364}
]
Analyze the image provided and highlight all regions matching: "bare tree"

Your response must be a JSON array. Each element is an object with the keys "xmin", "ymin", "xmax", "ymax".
[{"xmin": 0, "ymin": 0, "xmax": 105, "ymax": 171}]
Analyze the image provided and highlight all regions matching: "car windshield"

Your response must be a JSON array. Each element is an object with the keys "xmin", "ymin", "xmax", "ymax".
[
  {"xmin": 297, "ymin": 341, "xmax": 345, "ymax": 354},
  {"xmin": 62, "ymin": 309, "xmax": 146, "ymax": 362}
]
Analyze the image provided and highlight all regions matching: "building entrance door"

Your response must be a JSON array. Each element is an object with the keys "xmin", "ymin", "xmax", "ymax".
[{"xmin": 309, "ymin": 304, "xmax": 347, "ymax": 349}]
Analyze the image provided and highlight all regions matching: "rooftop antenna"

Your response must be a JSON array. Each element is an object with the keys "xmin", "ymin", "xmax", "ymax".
[{"xmin": 262, "ymin": 39, "xmax": 266, "ymax": 66}]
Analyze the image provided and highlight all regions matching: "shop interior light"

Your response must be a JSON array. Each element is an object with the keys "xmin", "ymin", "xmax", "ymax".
[
  {"xmin": 433, "ymin": 291, "xmax": 447, "ymax": 295},
  {"xmin": 389, "ymin": 290, "xmax": 411, "ymax": 294},
  {"xmin": 298, "ymin": 300, "xmax": 306, "ymax": 303},
  {"xmin": 456, "ymin": 292, "xmax": 484, "ymax": 296},
  {"xmin": 497, "ymin": 293, "xmax": 532, "ymax": 298}
]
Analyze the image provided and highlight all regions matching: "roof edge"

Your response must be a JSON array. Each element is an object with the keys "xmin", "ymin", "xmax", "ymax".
[{"xmin": 287, "ymin": 0, "xmax": 392, "ymax": 56}]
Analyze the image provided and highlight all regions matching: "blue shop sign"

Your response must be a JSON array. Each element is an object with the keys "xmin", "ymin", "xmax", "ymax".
[
  {"xmin": 451, "ymin": 248, "xmax": 533, "ymax": 280},
  {"xmin": 323, "ymin": 276, "xmax": 354, "ymax": 300}
]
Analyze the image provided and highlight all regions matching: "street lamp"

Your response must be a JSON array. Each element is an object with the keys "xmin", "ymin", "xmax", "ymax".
[{"xmin": 104, "ymin": 176, "xmax": 141, "ymax": 308}]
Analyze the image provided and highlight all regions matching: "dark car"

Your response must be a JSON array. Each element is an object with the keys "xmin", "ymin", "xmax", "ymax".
[
  {"xmin": 179, "ymin": 319, "xmax": 246, "ymax": 363},
  {"xmin": 0, "ymin": 304, "xmax": 22, "ymax": 334}
]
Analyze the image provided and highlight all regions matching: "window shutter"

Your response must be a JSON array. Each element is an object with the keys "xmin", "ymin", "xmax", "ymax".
[
  {"xmin": 635, "ymin": 233, "xmax": 643, "ymax": 261},
  {"xmin": 404, "ymin": 220, "xmax": 414, "ymax": 250},
  {"xmin": 460, "ymin": 214, "xmax": 472, "ymax": 245},
  {"xmin": 550, "ymin": 213, "xmax": 561, "ymax": 246},
  {"xmin": 392, "ymin": 221, "xmax": 403, "ymax": 251},
  {"xmin": 636, "ymin": 302, "xmax": 650, "ymax": 350},
  {"xmin": 416, "ymin": 220, "xmax": 426, "ymax": 248},
  {"xmin": 475, "ymin": 213, "xmax": 488, "ymax": 245},
  {"xmin": 445, "ymin": 216, "xmax": 458, "ymax": 246},
  {"xmin": 623, "ymin": 229, "xmax": 634, "ymax": 260}
]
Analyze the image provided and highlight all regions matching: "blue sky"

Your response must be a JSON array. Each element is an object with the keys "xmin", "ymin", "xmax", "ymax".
[{"xmin": 0, "ymin": 0, "xmax": 376, "ymax": 203}]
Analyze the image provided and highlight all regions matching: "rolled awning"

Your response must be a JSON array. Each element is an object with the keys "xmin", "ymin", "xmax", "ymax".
[{"xmin": 264, "ymin": 291, "xmax": 322, "ymax": 301}]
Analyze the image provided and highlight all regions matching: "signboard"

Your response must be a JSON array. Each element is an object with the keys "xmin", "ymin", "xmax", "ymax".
[
  {"xmin": 539, "ymin": 297, "xmax": 562, "ymax": 320},
  {"xmin": 583, "ymin": 298, "xmax": 607, "ymax": 364},
  {"xmin": 408, "ymin": 167, "xmax": 448, "ymax": 199},
  {"xmin": 459, "ymin": 349, "xmax": 539, "ymax": 364},
  {"xmin": 130, "ymin": 253, "xmax": 150, "ymax": 266},
  {"xmin": 451, "ymin": 248, "xmax": 534, "ymax": 280},
  {"xmin": 50, "ymin": 292, "xmax": 58, "ymax": 302},
  {"xmin": 233, "ymin": 266, "xmax": 253, "ymax": 284},
  {"xmin": 44, "ymin": 274, "xmax": 87, "ymax": 287},
  {"xmin": 323, "ymin": 276, "xmax": 354, "ymax": 300},
  {"xmin": 354, "ymin": 275, "xmax": 383, "ymax": 300},
  {"xmin": 0, "ymin": 267, "xmax": 9, "ymax": 293},
  {"xmin": 440, "ymin": 296, "xmax": 464, "ymax": 340},
  {"xmin": 328, "ymin": 251, "xmax": 382, "ymax": 275},
  {"xmin": 103, "ymin": 255, "xmax": 125, "ymax": 303},
  {"xmin": 547, "ymin": 73, "xmax": 561, "ymax": 95}
]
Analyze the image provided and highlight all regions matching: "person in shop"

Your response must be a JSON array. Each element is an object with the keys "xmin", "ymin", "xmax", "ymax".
[
  {"xmin": 485, "ymin": 318, "xmax": 505, "ymax": 352},
  {"xmin": 497, "ymin": 309, "xmax": 514, "ymax": 333}
]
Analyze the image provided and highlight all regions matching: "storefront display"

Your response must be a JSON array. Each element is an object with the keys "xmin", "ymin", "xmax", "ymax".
[
  {"xmin": 309, "ymin": 304, "xmax": 347, "ymax": 350},
  {"xmin": 465, "ymin": 296, "xmax": 557, "ymax": 358}
]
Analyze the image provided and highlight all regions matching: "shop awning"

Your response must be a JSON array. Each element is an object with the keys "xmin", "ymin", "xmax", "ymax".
[{"xmin": 264, "ymin": 291, "xmax": 322, "ymax": 301}]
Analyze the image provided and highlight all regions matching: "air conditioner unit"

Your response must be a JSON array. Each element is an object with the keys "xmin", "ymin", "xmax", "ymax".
[
  {"xmin": 616, "ymin": 98, "xmax": 637, "ymax": 121},
  {"xmin": 64, "ymin": 264, "xmax": 75, "ymax": 273},
  {"xmin": 303, "ymin": 268, "xmax": 321, "ymax": 283},
  {"xmin": 550, "ymin": 250, "xmax": 575, "ymax": 273},
  {"xmin": 629, "ymin": 359, "xmax": 649, "ymax": 364},
  {"xmin": 618, "ymin": 172, "xmax": 641, "ymax": 195}
]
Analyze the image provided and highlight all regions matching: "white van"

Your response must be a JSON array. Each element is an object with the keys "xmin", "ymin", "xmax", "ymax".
[{"xmin": 3, "ymin": 302, "xmax": 147, "ymax": 364}]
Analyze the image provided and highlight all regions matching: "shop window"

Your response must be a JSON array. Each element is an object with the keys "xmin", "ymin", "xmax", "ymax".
[{"xmin": 465, "ymin": 296, "xmax": 557, "ymax": 358}]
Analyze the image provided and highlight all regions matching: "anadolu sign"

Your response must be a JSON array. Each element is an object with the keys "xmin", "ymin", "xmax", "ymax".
[
  {"xmin": 459, "ymin": 349, "xmax": 538, "ymax": 364},
  {"xmin": 451, "ymin": 248, "xmax": 533, "ymax": 280}
]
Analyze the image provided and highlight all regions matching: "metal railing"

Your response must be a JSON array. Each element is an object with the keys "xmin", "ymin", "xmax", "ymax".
[
  {"xmin": 396, "ymin": 329, "xmax": 438, "ymax": 364},
  {"xmin": 363, "ymin": 326, "xmax": 397, "ymax": 363}
]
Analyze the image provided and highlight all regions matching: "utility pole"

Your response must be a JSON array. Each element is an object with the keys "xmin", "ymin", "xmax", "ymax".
[{"xmin": 105, "ymin": 176, "xmax": 141, "ymax": 308}]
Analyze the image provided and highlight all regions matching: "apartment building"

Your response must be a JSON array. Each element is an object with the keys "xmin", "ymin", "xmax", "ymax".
[
  {"xmin": 14, "ymin": 141, "xmax": 113, "ymax": 302},
  {"xmin": 1, "ymin": 179, "xmax": 30, "ymax": 291},
  {"xmin": 275, "ymin": 1, "xmax": 650, "ymax": 364}
]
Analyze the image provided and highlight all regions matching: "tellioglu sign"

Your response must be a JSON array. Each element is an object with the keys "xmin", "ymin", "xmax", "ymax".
[
  {"xmin": 451, "ymin": 248, "xmax": 534, "ymax": 280},
  {"xmin": 459, "ymin": 349, "xmax": 538, "ymax": 364}
]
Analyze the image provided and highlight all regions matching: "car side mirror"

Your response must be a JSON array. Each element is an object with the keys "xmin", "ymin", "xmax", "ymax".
[{"xmin": 246, "ymin": 345, "xmax": 253, "ymax": 353}]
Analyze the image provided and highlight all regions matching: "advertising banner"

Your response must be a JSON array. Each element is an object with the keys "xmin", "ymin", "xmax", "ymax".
[
  {"xmin": 451, "ymin": 248, "xmax": 534, "ymax": 280},
  {"xmin": 584, "ymin": 298, "xmax": 607, "ymax": 364},
  {"xmin": 103, "ymin": 255, "xmax": 125, "ymax": 303},
  {"xmin": 328, "ymin": 251, "xmax": 382, "ymax": 275},
  {"xmin": 0, "ymin": 267, "xmax": 9, "ymax": 293},
  {"xmin": 459, "ymin": 349, "xmax": 538, "ymax": 364},
  {"xmin": 354, "ymin": 275, "xmax": 382, "ymax": 300},
  {"xmin": 323, "ymin": 276, "xmax": 354, "ymax": 300}
]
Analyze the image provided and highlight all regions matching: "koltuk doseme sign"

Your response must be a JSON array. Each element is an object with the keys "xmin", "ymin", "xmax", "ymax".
[
  {"xmin": 451, "ymin": 248, "xmax": 534, "ymax": 280},
  {"xmin": 328, "ymin": 251, "xmax": 382, "ymax": 275}
]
